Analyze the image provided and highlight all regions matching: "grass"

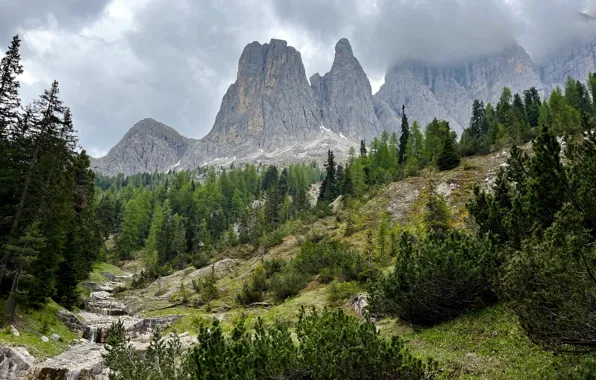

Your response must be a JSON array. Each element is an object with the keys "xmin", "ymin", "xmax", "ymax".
[
  {"xmin": 87, "ymin": 262, "xmax": 126, "ymax": 284},
  {"xmin": 378, "ymin": 305, "xmax": 557, "ymax": 379},
  {"xmin": 0, "ymin": 299, "xmax": 79, "ymax": 358}
]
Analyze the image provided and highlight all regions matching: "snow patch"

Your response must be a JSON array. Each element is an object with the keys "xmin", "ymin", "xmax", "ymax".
[
  {"xmin": 339, "ymin": 132, "xmax": 347, "ymax": 140},
  {"xmin": 320, "ymin": 124, "xmax": 332, "ymax": 133}
]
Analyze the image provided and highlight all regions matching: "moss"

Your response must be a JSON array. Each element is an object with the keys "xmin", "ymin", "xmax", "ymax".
[{"xmin": 0, "ymin": 300, "xmax": 79, "ymax": 359}]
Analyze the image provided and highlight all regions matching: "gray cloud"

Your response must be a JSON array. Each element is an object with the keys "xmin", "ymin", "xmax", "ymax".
[{"xmin": 2, "ymin": 0, "xmax": 596, "ymax": 157}]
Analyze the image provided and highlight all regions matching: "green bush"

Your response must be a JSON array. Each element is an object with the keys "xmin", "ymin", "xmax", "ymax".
[
  {"xmin": 188, "ymin": 308, "xmax": 436, "ymax": 380},
  {"xmin": 371, "ymin": 231, "xmax": 495, "ymax": 326},
  {"xmin": 294, "ymin": 240, "xmax": 366, "ymax": 282},
  {"xmin": 327, "ymin": 281, "xmax": 361, "ymax": 304},
  {"xmin": 263, "ymin": 258, "xmax": 286, "ymax": 277},
  {"xmin": 268, "ymin": 268, "xmax": 309, "ymax": 302},
  {"xmin": 503, "ymin": 206, "xmax": 596, "ymax": 352},
  {"xmin": 106, "ymin": 309, "xmax": 436, "ymax": 379},
  {"xmin": 236, "ymin": 265, "xmax": 268, "ymax": 305}
]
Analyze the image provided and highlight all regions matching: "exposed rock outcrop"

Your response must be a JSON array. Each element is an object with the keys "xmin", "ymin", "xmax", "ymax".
[
  {"xmin": 91, "ymin": 118, "xmax": 192, "ymax": 176},
  {"xmin": 376, "ymin": 43, "xmax": 544, "ymax": 134},
  {"xmin": 310, "ymin": 38, "xmax": 398, "ymax": 141}
]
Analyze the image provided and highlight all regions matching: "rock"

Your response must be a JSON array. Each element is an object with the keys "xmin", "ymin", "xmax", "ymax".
[
  {"xmin": 27, "ymin": 342, "xmax": 107, "ymax": 380},
  {"xmin": 329, "ymin": 195, "xmax": 343, "ymax": 214},
  {"xmin": 310, "ymin": 38, "xmax": 397, "ymax": 141},
  {"xmin": 376, "ymin": 42, "xmax": 544, "ymax": 135},
  {"xmin": 350, "ymin": 293, "xmax": 369, "ymax": 318},
  {"xmin": 80, "ymin": 281, "xmax": 102, "ymax": 292},
  {"xmin": 0, "ymin": 347, "xmax": 34, "ymax": 380},
  {"xmin": 91, "ymin": 118, "xmax": 191, "ymax": 176},
  {"xmin": 50, "ymin": 334, "xmax": 61, "ymax": 341},
  {"xmin": 56, "ymin": 309, "xmax": 86, "ymax": 333},
  {"xmin": 10, "ymin": 325, "xmax": 19, "ymax": 337},
  {"xmin": 41, "ymin": 336, "xmax": 49, "ymax": 342}
]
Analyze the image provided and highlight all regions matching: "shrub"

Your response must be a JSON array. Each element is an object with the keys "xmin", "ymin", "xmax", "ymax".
[
  {"xmin": 268, "ymin": 268, "xmax": 309, "ymax": 302},
  {"xmin": 294, "ymin": 240, "xmax": 366, "ymax": 282},
  {"xmin": 263, "ymin": 258, "xmax": 286, "ymax": 277},
  {"xmin": 327, "ymin": 281, "xmax": 361, "ymax": 304},
  {"xmin": 188, "ymin": 308, "xmax": 435, "ymax": 380},
  {"xmin": 236, "ymin": 265, "xmax": 268, "ymax": 305},
  {"xmin": 502, "ymin": 206, "xmax": 596, "ymax": 352},
  {"xmin": 371, "ymin": 231, "xmax": 495, "ymax": 326}
]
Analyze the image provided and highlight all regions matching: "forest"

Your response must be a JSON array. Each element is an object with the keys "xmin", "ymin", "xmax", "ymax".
[{"xmin": 1, "ymin": 33, "xmax": 596, "ymax": 378}]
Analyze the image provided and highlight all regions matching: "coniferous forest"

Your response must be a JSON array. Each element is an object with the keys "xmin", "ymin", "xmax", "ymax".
[{"xmin": 2, "ymin": 32, "xmax": 596, "ymax": 378}]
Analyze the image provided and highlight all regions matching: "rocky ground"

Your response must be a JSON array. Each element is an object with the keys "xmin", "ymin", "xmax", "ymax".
[{"xmin": 0, "ymin": 270, "xmax": 186, "ymax": 380}]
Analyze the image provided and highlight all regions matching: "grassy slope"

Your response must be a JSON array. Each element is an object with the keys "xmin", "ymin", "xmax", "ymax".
[
  {"xmin": 0, "ymin": 300, "xmax": 79, "ymax": 358},
  {"xmin": 127, "ymin": 148, "xmax": 558, "ymax": 378},
  {"xmin": 0, "ymin": 260, "xmax": 128, "ymax": 358}
]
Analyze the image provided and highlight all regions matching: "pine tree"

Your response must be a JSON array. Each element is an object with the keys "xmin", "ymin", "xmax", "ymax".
[
  {"xmin": 524, "ymin": 123, "xmax": 567, "ymax": 231},
  {"xmin": 437, "ymin": 126, "xmax": 460, "ymax": 171},
  {"xmin": 359, "ymin": 140, "xmax": 367, "ymax": 157},
  {"xmin": 398, "ymin": 105, "xmax": 410, "ymax": 165},
  {"xmin": 119, "ymin": 199, "xmax": 141, "ymax": 260},
  {"xmin": 319, "ymin": 150, "xmax": 338, "ymax": 201},
  {"xmin": 0, "ymin": 35, "xmax": 24, "ymax": 139}
]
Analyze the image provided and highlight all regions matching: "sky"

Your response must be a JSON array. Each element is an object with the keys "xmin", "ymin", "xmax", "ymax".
[{"xmin": 0, "ymin": 0, "xmax": 594, "ymax": 157}]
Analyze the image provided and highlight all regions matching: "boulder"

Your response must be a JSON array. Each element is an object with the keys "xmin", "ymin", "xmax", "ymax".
[
  {"xmin": 0, "ymin": 347, "xmax": 34, "ymax": 380},
  {"xmin": 10, "ymin": 325, "xmax": 19, "ymax": 337}
]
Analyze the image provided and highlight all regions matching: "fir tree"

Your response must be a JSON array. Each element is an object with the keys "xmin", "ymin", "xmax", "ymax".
[
  {"xmin": 0, "ymin": 35, "xmax": 24, "ymax": 139},
  {"xmin": 319, "ymin": 150, "xmax": 338, "ymax": 201},
  {"xmin": 398, "ymin": 105, "xmax": 409, "ymax": 165}
]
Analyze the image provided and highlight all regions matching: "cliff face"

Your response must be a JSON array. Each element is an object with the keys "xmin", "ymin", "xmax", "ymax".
[
  {"xmin": 200, "ymin": 39, "xmax": 322, "ymax": 159},
  {"xmin": 90, "ymin": 118, "xmax": 192, "ymax": 176},
  {"xmin": 310, "ymin": 38, "xmax": 398, "ymax": 141},
  {"xmin": 540, "ymin": 38, "xmax": 596, "ymax": 91},
  {"xmin": 376, "ymin": 43, "xmax": 544, "ymax": 133}
]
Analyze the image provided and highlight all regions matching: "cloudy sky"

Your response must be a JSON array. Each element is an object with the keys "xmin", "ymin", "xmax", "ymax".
[{"xmin": 0, "ymin": 0, "xmax": 594, "ymax": 157}]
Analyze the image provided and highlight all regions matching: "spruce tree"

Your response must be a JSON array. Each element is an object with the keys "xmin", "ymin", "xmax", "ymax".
[
  {"xmin": 319, "ymin": 150, "xmax": 338, "ymax": 201},
  {"xmin": 398, "ymin": 105, "xmax": 409, "ymax": 165},
  {"xmin": 0, "ymin": 35, "xmax": 24, "ymax": 139},
  {"xmin": 437, "ymin": 126, "xmax": 460, "ymax": 171}
]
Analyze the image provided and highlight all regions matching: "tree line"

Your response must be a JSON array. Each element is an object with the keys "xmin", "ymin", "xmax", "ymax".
[{"xmin": 0, "ymin": 35, "xmax": 101, "ymax": 318}]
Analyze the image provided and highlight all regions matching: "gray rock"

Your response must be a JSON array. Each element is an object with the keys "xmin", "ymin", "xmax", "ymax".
[
  {"xmin": 376, "ymin": 42, "xmax": 544, "ymax": 135},
  {"xmin": 540, "ymin": 37, "xmax": 596, "ymax": 92},
  {"xmin": 10, "ymin": 325, "xmax": 19, "ymax": 337},
  {"xmin": 91, "ymin": 118, "xmax": 193, "ymax": 176},
  {"xmin": 40, "ymin": 336, "xmax": 49, "ymax": 343},
  {"xmin": 0, "ymin": 347, "xmax": 34, "ymax": 380},
  {"xmin": 350, "ymin": 293, "xmax": 369, "ymax": 318},
  {"xmin": 196, "ymin": 39, "xmax": 323, "ymax": 161},
  {"xmin": 56, "ymin": 309, "xmax": 86, "ymax": 333},
  {"xmin": 310, "ymin": 38, "xmax": 397, "ymax": 141},
  {"xmin": 50, "ymin": 334, "xmax": 61, "ymax": 341}
]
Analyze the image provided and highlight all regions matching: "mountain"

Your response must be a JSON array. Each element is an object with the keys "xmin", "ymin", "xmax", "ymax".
[
  {"xmin": 310, "ymin": 38, "xmax": 398, "ymax": 141},
  {"xmin": 96, "ymin": 38, "xmax": 395, "ymax": 174},
  {"xmin": 376, "ymin": 43, "xmax": 544, "ymax": 134},
  {"xmin": 91, "ymin": 118, "xmax": 193, "ymax": 176}
]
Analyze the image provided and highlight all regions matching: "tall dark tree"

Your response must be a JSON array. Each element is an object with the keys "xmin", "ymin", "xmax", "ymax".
[
  {"xmin": 398, "ymin": 105, "xmax": 409, "ymax": 165},
  {"xmin": 319, "ymin": 150, "xmax": 339, "ymax": 201},
  {"xmin": 0, "ymin": 35, "xmax": 24, "ymax": 139}
]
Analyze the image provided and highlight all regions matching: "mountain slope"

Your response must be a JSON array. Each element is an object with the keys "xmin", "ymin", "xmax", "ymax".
[
  {"xmin": 376, "ymin": 43, "xmax": 544, "ymax": 133},
  {"xmin": 91, "ymin": 118, "xmax": 192, "ymax": 176},
  {"xmin": 310, "ymin": 38, "xmax": 398, "ymax": 141}
]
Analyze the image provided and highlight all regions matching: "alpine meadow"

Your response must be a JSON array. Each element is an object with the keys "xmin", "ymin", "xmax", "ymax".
[{"xmin": 2, "ymin": 1, "xmax": 596, "ymax": 379}]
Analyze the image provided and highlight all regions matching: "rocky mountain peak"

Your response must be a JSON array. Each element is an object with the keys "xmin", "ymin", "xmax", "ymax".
[{"xmin": 91, "ymin": 118, "xmax": 191, "ymax": 176}]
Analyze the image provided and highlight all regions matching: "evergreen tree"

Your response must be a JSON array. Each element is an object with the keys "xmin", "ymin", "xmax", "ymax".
[
  {"xmin": 319, "ymin": 150, "xmax": 338, "ymax": 201},
  {"xmin": 398, "ymin": 105, "xmax": 409, "ymax": 165},
  {"xmin": 119, "ymin": 199, "xmax": 140, "ymax": 260},
  {"xmin": 437, "ymin": 125, "xmax": 460, "ymax": 171},
  {"xmin": 0, "ymin": 35, "xmax": 24, "ymax": 139}
]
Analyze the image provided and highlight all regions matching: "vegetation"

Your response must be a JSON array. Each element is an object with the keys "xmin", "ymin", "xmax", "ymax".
[{"xmin": 105, "ymin": 308, "xmax": 436, "ymax": 380}]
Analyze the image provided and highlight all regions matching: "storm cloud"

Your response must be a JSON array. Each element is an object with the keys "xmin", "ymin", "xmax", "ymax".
[{"xmin": 0, "ymin": 0, "xmax": 594, "ymax": 157}]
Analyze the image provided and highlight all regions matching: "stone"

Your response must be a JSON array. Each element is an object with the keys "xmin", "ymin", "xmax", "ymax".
[
  {"xmin": 41, "ymin": 336, "xmax": 49, "ymax": 343},
  {"xmin": 56, "ymin": 309, "xmax": 86, "ymax": 333},
  {"xmin": 50, "ymin": 334, "xmax": 61, "ymax": 341},
  {"xmin": 350, "ymin": 293, "xmax": 369, "ymax": 318},
  {"xmin": 0, "ymin": 347, "xmax": 34, "ymax": 380},
  {"xmin": 10, "ymin": 325, "xmax": 19, "ymax": 337}
]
